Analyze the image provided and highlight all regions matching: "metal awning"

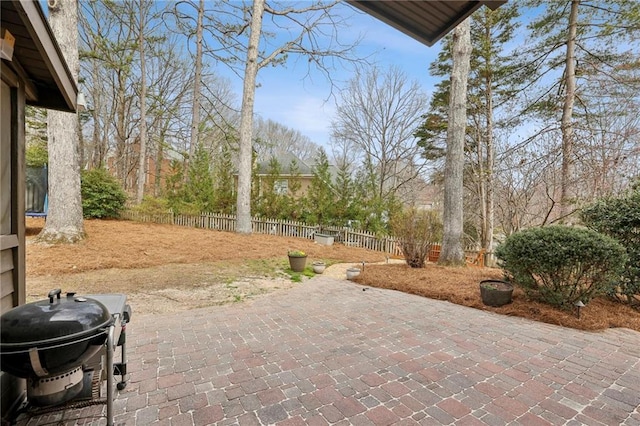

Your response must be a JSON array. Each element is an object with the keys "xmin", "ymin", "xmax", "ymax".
[
  {"xmin": 346, "ymin": 1, "xmax": 507, "ymax": 46},
  {"xmin": 1, "ymin": 0, "xmax": 77, "ymax": 112}
]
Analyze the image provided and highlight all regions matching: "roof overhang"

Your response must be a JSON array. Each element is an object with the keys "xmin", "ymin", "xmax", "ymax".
[
  {"xmin": 1, "ymin": 0, "xmax": 77, "ymax": 111},
  {"xmin": 346, "ymin": 1, "xmax": 507, "ymax": 47}
]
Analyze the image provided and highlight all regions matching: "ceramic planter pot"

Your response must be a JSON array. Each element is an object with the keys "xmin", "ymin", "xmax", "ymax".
[
  {"xmin": 480, "ymin": 280, "xmax": 514, "ymax": 307},
  {"xmin": 346, "ymin": 267, "xmax": 361, "ymax": 280},
  {"xmin": 312, "ymin": 262, "xmax": 326, "ymax": 274},
  {"xmin": 288, "ymin": 255, "xmax": 307, "ymax": 272}
]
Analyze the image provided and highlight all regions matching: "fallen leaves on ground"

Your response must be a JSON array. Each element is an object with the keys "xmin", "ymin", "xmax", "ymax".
[
  {"xmin": 25, "ymin": 218, "xmax": 640, "ymax": 331},
  {"xmin": 354, "ymin": 264, "xmax": 640, "ymax": 332}
]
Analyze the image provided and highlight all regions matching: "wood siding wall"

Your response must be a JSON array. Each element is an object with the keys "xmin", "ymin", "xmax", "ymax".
[{"xmin": 1, "ymin": 69, "xmax": 27, "ymax": 419}]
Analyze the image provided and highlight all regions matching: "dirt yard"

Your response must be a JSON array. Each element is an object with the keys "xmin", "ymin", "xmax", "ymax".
[
  {"xmin": 25, "ymin": 218, "xmax": 640, "ymax": 331},
  {"xmin": 25, "ymin": 218, "xmax": 386, "ymax": 314}
]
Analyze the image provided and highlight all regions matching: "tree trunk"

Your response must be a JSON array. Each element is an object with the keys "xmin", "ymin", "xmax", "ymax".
[
  {"xmin": 484, "ymin": 23, "xmax": 495, "ymax": 266},
  {"xmin": 236, "ymin": 0, "xmax": 265, "ymax": 234},
  {"xmin": 187, "ymin": 0, "xmax": 204, "ymax": 176},
  {"xmin": 115, "ymin": 82, "xmax": 127, "ymax": 184},
  {"xmin": 486, "ymin": 121, "xmax": 495, "ymax": 265},
  {"xmin": 136, "ymin": 2, "xmax": 148, "ymax": 204},
  {"xmin": 39, "ymin": 0, "xmax": 85, "ymax": 244},
  {"xmin": 90, "ymin": 59, "xmax": 103, "ymax": 168},
  {"xmin": 477, "ymin": 126, "xmax": 487, "ymax": 249},
  {"xmin": 155, "ymin": 130, "xmax": 165, "ymax": 197},
  {"xmin": 560, "ymin": 0, "xmax": 580, "ymax": 222},
  {"xmin": 439, "ymin": 19, "xmax": 471, "ymax": 266}
]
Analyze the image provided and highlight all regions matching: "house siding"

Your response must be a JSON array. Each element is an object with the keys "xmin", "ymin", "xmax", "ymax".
[{"xmin": 1, "ymin": 71, "xmax": 27, "ymax": 419}]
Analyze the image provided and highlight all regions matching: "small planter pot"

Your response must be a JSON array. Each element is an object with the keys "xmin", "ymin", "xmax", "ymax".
[
  {"xmin": 312, "ymin": 262, "xmax": 326, "ymax": 274},
  {"xmin": 346, "ymin": 267, "xmax": 361, "ymax": 280},
  {"xmin": 480, "ymin": 280, "xmax": 514, "ymax": 307},
  {"xmin": 288, "ymin": 255, "xmax": 308, "ymax": 272}
]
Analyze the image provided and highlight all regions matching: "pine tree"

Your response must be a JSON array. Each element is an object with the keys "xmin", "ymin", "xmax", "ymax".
[
  {"xmin": 286, "ymin": 159, "xmax": 302, "ymax": 219},
  {"xmin": 183, "ymin": 144, "xmax": 215, "ymax": 212},
  {"xmin": 212, "ymin": 142, "xmax": 235, "ymax": 214},
  {"xmin": 305, "ymin": 149, "xmax": 335, "ymax": 225},
  {"xmin": 415, "ymin": 5, "xmax": 519, "ymax": 259},
  {"xmin": 255, "ymin": 157, "xmax": 285, "ymax": 218},
  {"xmin": 440, "ymin": 18, "xmax": 471, "ymax": 266},
  {"xmin": 333, "ymin": 161, "xmax": 357, "ymax": 224},
  {"xmin": 515, "ymin": 0, "xmax": 640, "ymax": 220}
]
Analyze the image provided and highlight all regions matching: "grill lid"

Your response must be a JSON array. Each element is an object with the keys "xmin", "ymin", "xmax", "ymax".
[{"xmin": 0, "ymin": 289, "xmax": 112, "ymax": 348}]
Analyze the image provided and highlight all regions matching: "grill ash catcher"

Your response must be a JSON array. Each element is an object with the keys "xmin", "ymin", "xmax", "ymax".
[{"xmin": 0, "ymin": 289, "xmax": 132, "ymax": 425}]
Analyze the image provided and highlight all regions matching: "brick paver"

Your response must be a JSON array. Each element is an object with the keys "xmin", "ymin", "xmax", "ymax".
[{"xmin": 16, "ymin": 276, "xmax": 640, "ymax": 425}]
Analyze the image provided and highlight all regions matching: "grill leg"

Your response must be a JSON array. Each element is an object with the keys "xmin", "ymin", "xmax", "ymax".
[
  {"xmin": 116, "ymin": 324, "xmax": 128, "ymax": 390},
  {"xmin": 106, "ymin": 325, "xmax": 115, "ymax": 426}
]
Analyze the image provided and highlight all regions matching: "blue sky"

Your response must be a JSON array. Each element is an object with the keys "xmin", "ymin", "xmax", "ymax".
[
  {"xmin": 225, "ymin": 2, "xmax": 444, "ymax": 148},
  {"xmin": 41, "ymin": 0, "xmax": 445, "ymax": 149}
]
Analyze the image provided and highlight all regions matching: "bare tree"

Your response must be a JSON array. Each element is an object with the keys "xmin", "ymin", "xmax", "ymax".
[
  {"xmin": 144, "ymin": 36, "xmax": 193, "ymax": 196},
  {"xmin": 514, "ymin": 0, "xmax": 640, "ymax": 221},
  {"xmin": 494, "ymin": 137, "xmax": 559, "ymax": 236},
  {"xmin": 188, "ymin": 0, "xmax": 205, "ymax": 172},
  {"xmin": 135, "ymin": 0, "xmax": 152, "ymax": 203},
  {"xmin": 574, "ymin": 99, "xmax": 640, "ymax": 199},
  {"xmin": 331, "ymin": 65, "xmax": 428, "ymax": 201},
  {"xmin": 253, "ymin": 117, "xmax": 320, "ymax": 163},
  {"xmin": 233, "ymin": 0, "xmax": 360, "ymax": 234},
  {"xmin": 38, "ymin": 0, "xmax": 85, "ymax": 244},
  {"xmin": 439, "ymin": 19, "xmax": 471, "ymax": 266},
  {"xmin": 80, "ymin": 0, "xmax": 198, "ymax": 195},
  {"xmin": 235, "ymin": 0, "xmax": 265, "ymax": 233},
  {"xmin": 79, "ymin": 0, "xmax": 120, "ymax": 169}
]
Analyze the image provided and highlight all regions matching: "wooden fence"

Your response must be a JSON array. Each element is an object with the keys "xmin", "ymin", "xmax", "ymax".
[
  {"xmin": 120, "ymin": 210, "xmax": 484, "ymax": 263},
  {"xmin": 120, "ymin": 209, "xmax": 405, "ymax": 256}
]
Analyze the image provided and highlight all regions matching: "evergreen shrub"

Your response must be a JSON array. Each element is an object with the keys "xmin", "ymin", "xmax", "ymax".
[
  {"xmin": 495, "ymin": 226, "xmax": 627, "ymax": 308},
  {"xmin": 133, "ymin": 196, "xmax": 172, "ymax": 216},
  {"xmin": 581, "ymin": 187, "xmax": 640, "ymax": 307},
  {"xmin": 390, "ymin": 209, "xmax": 443, "ymax": 268},
  {"xmin": 81, "ymin": 168, "xmax": 127, "ymax": 219}
]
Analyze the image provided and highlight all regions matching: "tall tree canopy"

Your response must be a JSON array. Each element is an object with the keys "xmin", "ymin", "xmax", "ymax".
[
  {"xmin": 416, "ymin": 4, "xmax": 520, "ymax": 257},
  {"xmin": 515, "ymin": 0, "xmax": 640, "ymax": 220},
  {"xmin": 331, "ymin": 65, "xmax": 428, "ymax": 203},
  {"xmin": 232, "ymin": 0, "xmax": 361, "ymax": 234}
]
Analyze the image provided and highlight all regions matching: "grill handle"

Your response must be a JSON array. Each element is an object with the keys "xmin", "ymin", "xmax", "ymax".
[{"xmin": 48, "ymin": 288, "xmax": 62, "ymax": 303}]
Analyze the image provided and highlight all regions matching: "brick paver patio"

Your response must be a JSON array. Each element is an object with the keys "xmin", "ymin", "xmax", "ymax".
[{"xmin": 22, "ymin": 276, "xmax": 640, "ymax": 425}]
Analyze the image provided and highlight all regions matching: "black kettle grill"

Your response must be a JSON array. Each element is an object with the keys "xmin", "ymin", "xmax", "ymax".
[{"xmin": 0, "ymin": 289, "xmax": 131, "ymax": 425}]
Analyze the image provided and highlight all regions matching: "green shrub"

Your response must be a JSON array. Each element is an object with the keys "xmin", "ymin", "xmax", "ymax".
[
  {"xmin": 133, "ymin": 196, "xmax": 172, "ymax": 216},
  {"xmin": 581, "ymin": 187, "xmax": 640, "ymax": 307},
  {"xmin": 495, "ymin": 226, "xmax": 626, "ymax": 308},
  {"xmin": 81, "ymin": 168, "xmax": 127, "ymax": 219},
  {"xmin": 390, "ymin": 208, "xmax": 443, "ymax": 268},
  {"xmin": 26, "ymin": 141, "xmax": 48, "ymax": 167},
  {"xmin": 167, "ymin": 200, "xmax": 203, "ymax": 216}
]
